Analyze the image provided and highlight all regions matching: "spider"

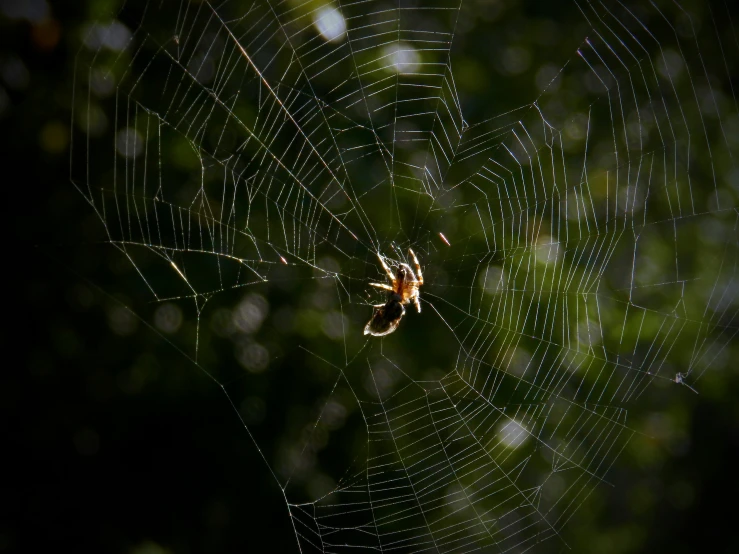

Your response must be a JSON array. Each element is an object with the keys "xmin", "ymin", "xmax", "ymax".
[{"xmin": 364, "ymin": 248, "xmax": 423, "ymax": 337}]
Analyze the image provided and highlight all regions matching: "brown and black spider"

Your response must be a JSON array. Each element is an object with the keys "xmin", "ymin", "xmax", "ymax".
[{"xmin": 364, "ymin": 249, "xmax": 423, "ymax": 337}]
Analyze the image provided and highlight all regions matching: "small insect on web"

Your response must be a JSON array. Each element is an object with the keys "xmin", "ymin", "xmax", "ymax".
[
  {"xmin": 674, "ymin": 373, "xmax": 699, "ymax": 394},
  {"xmin": 364, "ymin": 249, "xmax": 423, "ymax": 337}
]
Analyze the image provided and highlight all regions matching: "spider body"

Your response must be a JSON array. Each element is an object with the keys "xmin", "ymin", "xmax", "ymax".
[{"xmin": 364, "ymin": 249, "xmax": 423, "ymax": 336}]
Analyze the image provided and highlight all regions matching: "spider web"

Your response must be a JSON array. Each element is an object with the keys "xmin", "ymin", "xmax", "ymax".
[{"xmin": 71, "ymin": 0, "xmax": 739, "ymax": 551}]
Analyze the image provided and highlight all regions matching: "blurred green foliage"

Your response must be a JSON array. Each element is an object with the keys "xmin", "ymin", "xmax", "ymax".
[{"xmin": 5, "ymin": 0, "xmax": 739, "ymax": 553}]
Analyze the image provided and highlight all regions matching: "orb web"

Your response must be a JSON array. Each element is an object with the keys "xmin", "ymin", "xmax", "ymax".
[{"xmin": 71, "ymin": 0, "xmax": 739, "ymax": 552}]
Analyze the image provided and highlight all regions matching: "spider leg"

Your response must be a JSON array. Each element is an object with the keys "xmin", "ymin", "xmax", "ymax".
[
  {"xmin": 369, "ymin": 282, "xmax": 394, "ymax": 291},
  {"xmin": 409, "ymin": 248, "xmax": 423, "ymax": 285},
  {"xmin": 413, "ymin": 295, "xmax": 421, "ymax": 313},
  {"xmin": 377, "ymin": 252, "xmax": 395, "ymax": 281}
]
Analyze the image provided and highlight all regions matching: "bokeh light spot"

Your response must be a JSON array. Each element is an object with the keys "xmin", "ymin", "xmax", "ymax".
[
  {"xmin": 232, "ymin": 293, "xmax": 269, "ymax": 334},
  {"xmin": 497, "ymin": 419, "xmax": 528, "ymax": 449},
  {"xmin": 39, "ymin": 121, "xmax": 68, "ymax": 154},
  {"xmin": 313, "ymin": 6, "xmax": 346, "ymax": 43},
  {"xmin": 154, "ymin": 303, "xmax": 183, "ymax": 334}
]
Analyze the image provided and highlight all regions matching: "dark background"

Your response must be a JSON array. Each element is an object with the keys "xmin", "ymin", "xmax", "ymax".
[{"xmin": 4, "ymin": 1, "xmax": 739, "ymax": 553}]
